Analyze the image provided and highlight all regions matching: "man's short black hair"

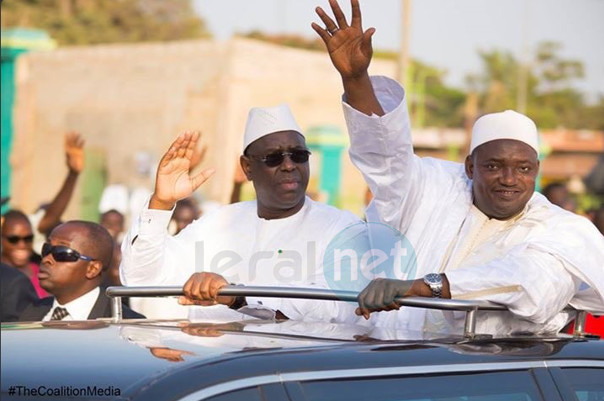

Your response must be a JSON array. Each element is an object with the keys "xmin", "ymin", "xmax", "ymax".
[
  {"xmin": 1, "ymin": 210, "xmax": 32, "ymax": 233},
  {"xmin": 57, "ymin": 221, "xmax": 114, "ymax": 271}
]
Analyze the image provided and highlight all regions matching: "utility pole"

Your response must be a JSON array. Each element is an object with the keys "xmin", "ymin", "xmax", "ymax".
[
  {"xmin": 517, "ymin": 0, "xmax": 531, "ymax": 114},
  {"xmin": 397, "ymin": 0, "xmax": 412, "ymax": 86}
]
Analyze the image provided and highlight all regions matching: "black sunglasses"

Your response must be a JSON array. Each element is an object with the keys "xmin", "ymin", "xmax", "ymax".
[
  {"xmin": 41, "ymin": 242, "xmax": 95, "ymax": 263},
  {"xmin": 249, "ymin": 149, "xmax": 311, "ymax": 168},
  {"xmin": 3, "ymin": 234, "xmax": 34, "ymax": 244}
]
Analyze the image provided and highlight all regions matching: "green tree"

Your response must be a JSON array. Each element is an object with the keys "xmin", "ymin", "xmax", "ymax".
[
  {"xmin": 471, "ymin": 41, "xmax": 597, "ymax": 129},
  {"xmin": 410, "ymin": 60, "xmax": 466, "ymax": 128},
  {"xmin": 1, "ymin": 0, "xmax": 210, "ymax": 45},
  {"xmin": 476, "ymin": 49, "xmax": 520, "ymax": 113},
  {"xmin": 582, "ymin": 96, "xmax": 604, "ymax": 131},
  {"xmin": 530, "ymin": 41, "xmax": 585, "ymax": 128},
  {"xmin": 534, "ymin": 41, "xmax": 583, "ymax": 93}
]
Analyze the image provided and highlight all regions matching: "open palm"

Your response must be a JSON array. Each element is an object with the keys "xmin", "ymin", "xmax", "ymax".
[
  {"xmin": 152, "ymin": 132, "xmax": 214, "ymax": 209},
  {"xmin": 312, "ymin": 0, "xmax": 375, "ymax": 80}
]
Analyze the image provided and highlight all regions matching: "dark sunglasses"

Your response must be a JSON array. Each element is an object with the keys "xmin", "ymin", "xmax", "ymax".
[
  {"xmin": 41, "ymin": 242, "xmax": 95, "ymax": 262},
  {"xmin": 249, "ymin": 149, "xmax": 311, "ymax": 168},
  {"xmin": 3, "ymin": 234, "xmax": 34, "ymax": 244}
]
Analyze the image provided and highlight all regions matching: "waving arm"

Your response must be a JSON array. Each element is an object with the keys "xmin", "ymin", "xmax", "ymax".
[{"xmin": 312, "ymin": 0, "xmax": 383, "ymax": 116}]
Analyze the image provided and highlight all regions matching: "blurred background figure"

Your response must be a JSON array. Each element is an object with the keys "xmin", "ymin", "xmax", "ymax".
[
  {"xmin": 169, "ymin": 197, "xmax": 201, "ymax": 235},
  {"xmin": 99, "ymin": 209, "xmax": 126, "ymax": 288},
  {"xmin": 29, "ymin": 132, "xmax": 85, "ymax": 249},
  {"xmin": 100, "ymin": 209, "xmax": 126, "ymax": 244},
  {"xmin": 99, "ymin": 185, "xmax": 130, "ymax": 224},
  {"xmin": 592, "ymin": 206, "xmax": 604, "ymax": 236},
  {"xmin": 1, "ymin": 210, "xmax": 47, "ymax": 298},
  {"xmin": 542, "ymin": 181, "xmax": 576, "ymax": 212}
]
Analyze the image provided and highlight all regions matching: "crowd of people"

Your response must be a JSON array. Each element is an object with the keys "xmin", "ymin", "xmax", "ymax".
[{"xmin": 2, "ymin": 0, "xmax": 603, "ymax": 338}]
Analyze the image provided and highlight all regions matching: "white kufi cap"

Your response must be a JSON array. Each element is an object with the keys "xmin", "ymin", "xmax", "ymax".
[
  {"xmin": 243, "ymin": 103, "xmax": 303, "ymax": 152},
  {"xmin": 470, "ymin": 110, "xmax": 539, "ymax": 155}
]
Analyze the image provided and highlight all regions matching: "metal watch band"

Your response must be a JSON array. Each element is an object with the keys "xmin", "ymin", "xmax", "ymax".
[{"xmin": 423, "ymin": 273, "xmax": 443, "ymax": 298}]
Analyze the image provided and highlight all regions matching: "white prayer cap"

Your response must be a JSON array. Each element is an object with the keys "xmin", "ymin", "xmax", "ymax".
[
  {"xmin": 98, "ymin": 184, "xmax": 129, "ymax": 215},
  {"xmin": 470, "ymin": 110, "xmax": 539, "ymax": 155},
  {"xmin": 242, "ymin": 103, "xmax": 303, "ymax": 152}
]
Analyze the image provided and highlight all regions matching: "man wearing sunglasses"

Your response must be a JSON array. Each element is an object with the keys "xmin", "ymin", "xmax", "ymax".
[
  {"xmin": 1, "ymin": 210, "xmax": 48, "ymax": 298},
  {"xmin": 121, "ymin": 104, "xmax": 361, "ymax": 322},
  {"xmin": 19, "ymin": 221, "xmax": 144, "ymax": 321}
]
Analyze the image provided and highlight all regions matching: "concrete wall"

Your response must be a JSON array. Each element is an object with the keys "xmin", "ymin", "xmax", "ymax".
[{"xmin": 10, "ymin": 38, "xmax": 397, "ymax": 219}]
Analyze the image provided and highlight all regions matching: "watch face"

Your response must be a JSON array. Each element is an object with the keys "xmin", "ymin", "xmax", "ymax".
[{"xmin": 424, "ymin": 273, "xmax": 442, "ymax": 285}]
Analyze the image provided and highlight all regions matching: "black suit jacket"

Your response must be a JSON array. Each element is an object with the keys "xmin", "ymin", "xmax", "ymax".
[
  {"xmin": 18, "ymin": 288, "xmax": 145, "ymax": 321},
  {"xmin": 1, "ymin": 263, "xmax": 39, "ymax": 322}
]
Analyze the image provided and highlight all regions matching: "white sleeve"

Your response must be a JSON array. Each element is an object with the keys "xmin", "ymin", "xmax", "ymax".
[
  {"xmin": 446, "ymin": 245, "xmax": 579, "ymax": 324},
  {"xmin": 342, "ymin": 76, "xmax": 424, "ymax": 233},
  {"xmin": 120, "ymin": 204, "xmax": 199, "ymax": 286}
]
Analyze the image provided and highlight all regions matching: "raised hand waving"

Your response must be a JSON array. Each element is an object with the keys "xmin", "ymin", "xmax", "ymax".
[
  {"xmin": 150, "ymin": 132, "xmax": 215, "ymax": 210},
  {"xmin": 312, "ymin": 0, "xmax": 375, "ymax": 81}
]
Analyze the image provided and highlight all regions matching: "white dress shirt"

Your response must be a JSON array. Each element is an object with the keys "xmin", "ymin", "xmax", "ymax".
[{"xmin": 43, "ymin": 287, "xmax": 100, "ymax": 321}]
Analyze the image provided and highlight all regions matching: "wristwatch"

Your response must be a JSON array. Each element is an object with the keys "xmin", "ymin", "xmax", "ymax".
[{"xmin": 423, "ymin": 273, "xmax": 443, "ymax": 298}]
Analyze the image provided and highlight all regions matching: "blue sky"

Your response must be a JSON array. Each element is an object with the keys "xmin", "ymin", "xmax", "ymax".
[{"xmin": 193, "ymin": 0, "xmax": 604, "ymax": 102}]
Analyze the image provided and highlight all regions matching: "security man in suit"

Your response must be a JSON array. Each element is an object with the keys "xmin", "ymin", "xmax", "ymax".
[{"xmin": 19, "ymin": 221, "xmax": 144, "ymax": 321}]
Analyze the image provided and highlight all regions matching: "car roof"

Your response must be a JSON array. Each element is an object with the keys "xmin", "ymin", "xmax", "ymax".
[
  {"xmin": 2, "ymin": 318, "xmax": 603, "ymax": 401},
  {"xmin": 4, "ymin": 286, "xmax": 603, "ymax": 400},
  {"xmin": 0, "ymin": 318, "xmax": 363, "ymax": 398}
]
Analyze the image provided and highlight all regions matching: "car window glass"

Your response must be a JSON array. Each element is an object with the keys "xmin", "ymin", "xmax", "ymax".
[
  {"xmin": 298, "ymin": 370, "xmax": 544, "ymax": 401},
  {"xmin": 560, "ymin": 368, "xmax": 604, "ymax": 401}
]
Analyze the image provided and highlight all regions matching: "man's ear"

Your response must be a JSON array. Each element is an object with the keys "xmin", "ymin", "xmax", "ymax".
[
  {"xmin": 464, "ymin": 155, "xmax": 474, "ymax": 179},
  {"xmin": 85, "ymin": 261, "xmax": 103, "ymax": 280},
  {"xmin": 240, "ymin": 155, "xmax": 253, "ymax": 181}
]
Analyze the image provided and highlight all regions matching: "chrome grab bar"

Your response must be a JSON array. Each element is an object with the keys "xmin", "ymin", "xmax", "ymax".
[{"xmin": 105, "ymin": 286, "xmax": 599, "ymax": 339}]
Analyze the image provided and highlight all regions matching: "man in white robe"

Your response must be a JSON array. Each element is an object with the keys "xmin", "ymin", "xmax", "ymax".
[
  {"xmin": 120, "ymin": 104, "xmax": 360, "ymax": 322},
  {"xmin": 313, "ymin": 0, "xmax": 604, "ymax": 336}
]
